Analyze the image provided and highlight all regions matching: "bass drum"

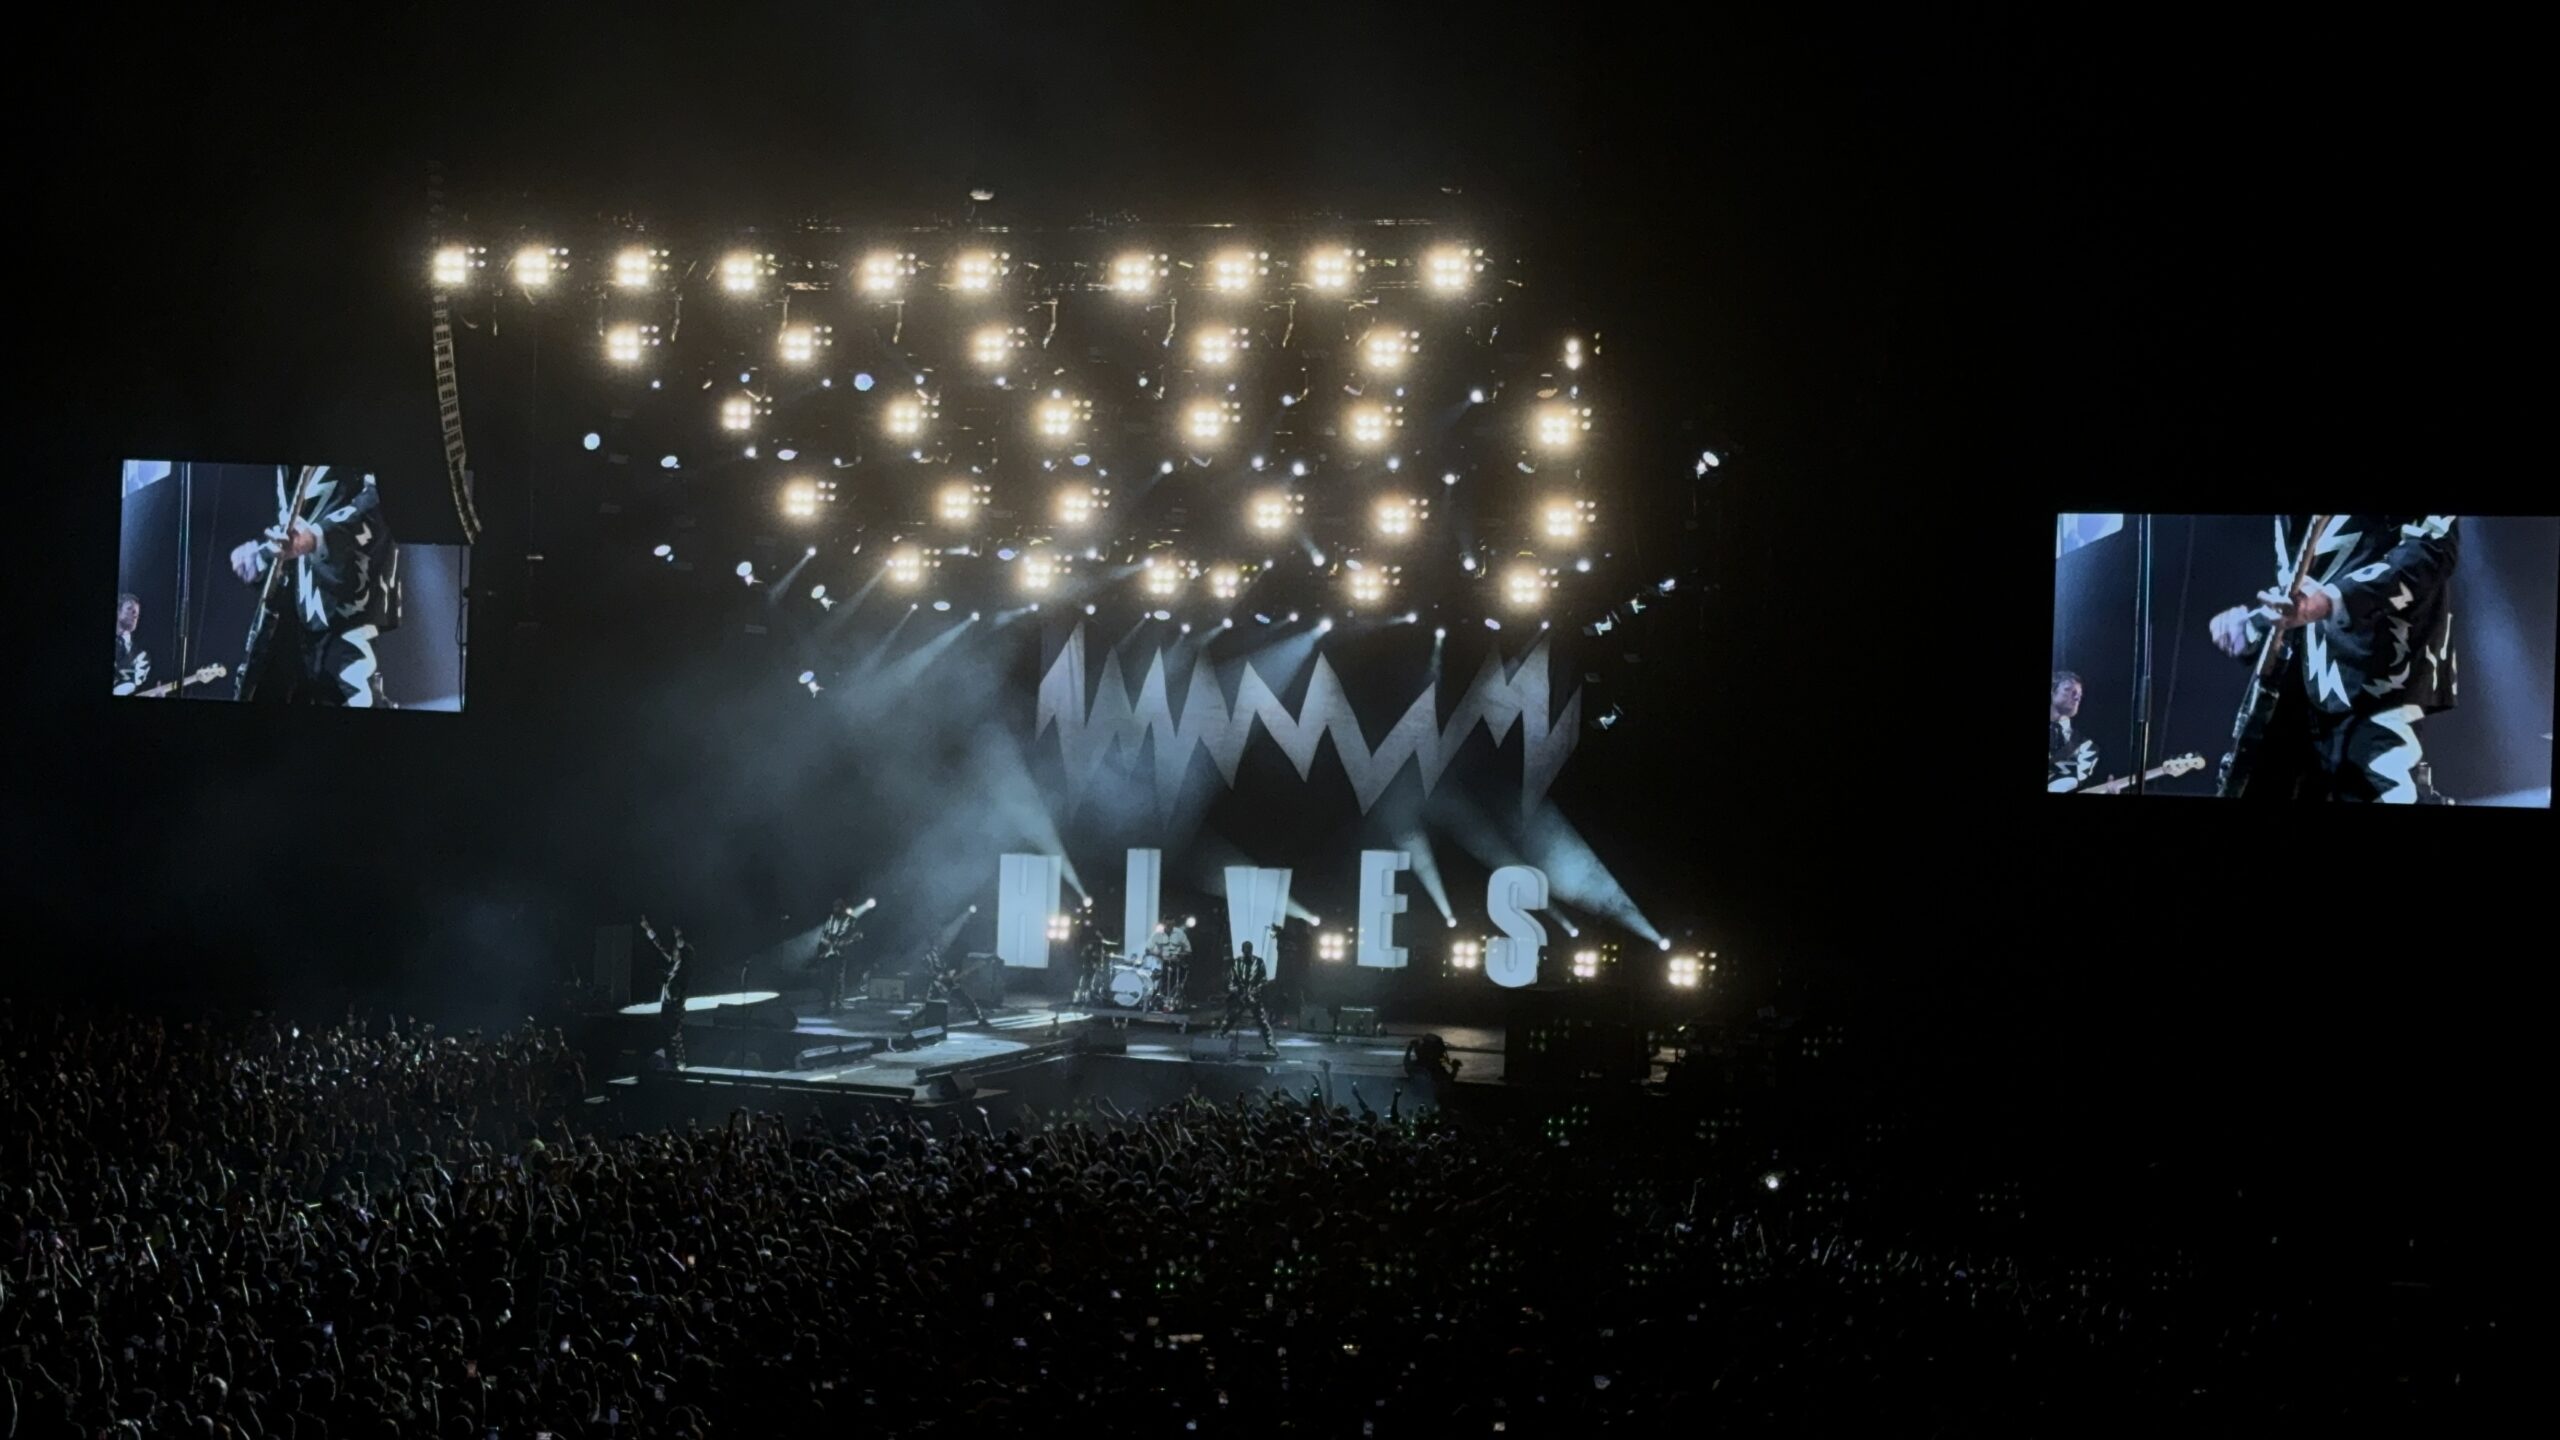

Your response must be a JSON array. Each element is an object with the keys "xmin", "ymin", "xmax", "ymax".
[{"xmin": 1106, "ymin": 963, "xmax": 1155, "ymax": 1008}]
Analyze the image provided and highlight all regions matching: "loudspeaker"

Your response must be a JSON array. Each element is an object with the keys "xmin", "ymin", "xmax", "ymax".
[
  {"xmin": 1505, "ymin": 1015, "xmax": 1648, "ymax": 1084},
  {"xmin": 1331, "ymin": 1006, "xmax": 1381, "ymax": 1037},
  {"xmin": 870, "ymin": 977, "xmax": 907, "ymax": 1002}
]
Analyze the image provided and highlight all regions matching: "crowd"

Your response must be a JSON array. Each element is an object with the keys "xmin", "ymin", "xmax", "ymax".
[{"xmin": 0, "ymin": 1002, "xmax": 2483, "ymax": 1436}]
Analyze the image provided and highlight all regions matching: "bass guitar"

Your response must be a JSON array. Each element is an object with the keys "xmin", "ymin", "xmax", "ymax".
[
  {"xmin": 2216, "ymin": 515, "xmax": 2333, "ymax": 798},
  {"xmin": 114, "ymin": 663, "xmax": 228, "ymax": 699},
  {"xmin": 2076, "ymin": 752, "xmax": 2205, "ymax": 795}
]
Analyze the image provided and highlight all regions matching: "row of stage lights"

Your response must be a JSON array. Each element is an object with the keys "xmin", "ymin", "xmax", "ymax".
[
  {"xmin": 859, "ymin": 542, "xmax": 1567, "ymax": 614},
  {"xmin": 782, "ymin": 476, "xmax": 1596, "ymax": 545},
  {"xmin": 695, "ymin": 379, "xmax": 1591, "ymax": 455},
  {"xmin": 435, "ymin": 240, "xmax": 1492, "ymax": 300}
]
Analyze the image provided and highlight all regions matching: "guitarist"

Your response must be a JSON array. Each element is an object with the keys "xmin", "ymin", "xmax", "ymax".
[
  {"xmin": 112, "ymin": 594, "xmax": 151, "ymax": 695},
  {"xmin": 2046, "ymin": 671, "xmax": 2099, "ymax": 793},
  {"xmin": 2208, "ymin": 515, "xmax": 2459, "ymax": 802},
  {"xmin": 1216, "ymin": 941, "xmax": 1277, "ymax": 1058},
  {"xmin": 227, "ymin": 466, "xmax": 402, "ymax": 706}
]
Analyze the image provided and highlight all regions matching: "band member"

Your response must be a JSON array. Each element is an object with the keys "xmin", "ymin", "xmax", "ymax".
[
  {"xmin": 923, "ymin": 944, "xmax": 988, "ymax": 1026},
  {"xmin": 1070, "ymin": 911, "xmax": 1110, "ymax": 1007},
  {"xmin": 2209, "ymin": 515, "xmax": 2459, "ymax": 802},
  {"xmin": 229, "ymin": 466, "xmax": 401, "ymax": 706},
  {"xmin": 113, "ymin": 594, "xmax": 151, "ymax": 695},
  {"xmin": 815, "ymin": 899, "xmax": 862, "ymax": 1011},
  {"xmin": 1151, "ymin": 919, "xmax": 1194, "ymax": 1010},
  {"xmin": 2047, "ymin": 671, "xmax": 2097, "ymax": 792},
  {"xmin": 1216, "ymin": 941, "xmax": 1276, "ymax": 1057},
  {"xmin": 1403, "ymin": 1032, "xmax": 1462, "ymax": 1085},
  {"xmin": 639, "ymin": 915, "xmax": 693, "ymax": 1067}
]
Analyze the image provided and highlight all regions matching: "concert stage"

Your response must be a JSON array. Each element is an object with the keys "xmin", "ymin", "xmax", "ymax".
[{"xmin": 607, "ymin": 989, "xmax": 1516, "ymax": 1111}]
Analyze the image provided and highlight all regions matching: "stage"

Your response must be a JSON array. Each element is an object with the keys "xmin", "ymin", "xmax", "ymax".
[{"xmin": 609, "ymin": 988, "xmax": 1518, "ymax": 1109}]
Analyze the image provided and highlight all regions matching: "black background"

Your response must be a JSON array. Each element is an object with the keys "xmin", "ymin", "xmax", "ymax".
[{"xmin": 12, "ymin": 9, "xmax": 2551, "ymax": 1261}]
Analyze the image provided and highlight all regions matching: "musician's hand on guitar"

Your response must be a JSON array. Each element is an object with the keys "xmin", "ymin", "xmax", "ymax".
[
  {"xmin": 229, "ymin": 540, "xmax": 265, "ymax": 583},
  {"xmin": 2210, "ymin": 606, "xmax": 2257, "ymax": 657},
  {"xmin": 281, "ymin": 519, "xmax": 319, "ymax": 559},
  {"xmin": 2255, "ymin": 582, "xmax": 2332, "ymax": 631}
]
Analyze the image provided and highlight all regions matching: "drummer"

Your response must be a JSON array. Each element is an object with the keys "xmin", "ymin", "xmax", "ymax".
[{"xmin": 1149, "ymin": 917, "xmax": 1195, "ymax": 1010}]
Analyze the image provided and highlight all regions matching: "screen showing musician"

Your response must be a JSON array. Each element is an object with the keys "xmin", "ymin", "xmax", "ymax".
[
  {"xmin": 2048, "ymin": 514, "xmax": 2556, "ymax": 805},
  {"xmin": 115, "ymin": 460, "xmax": 469, "ymax": 709}
]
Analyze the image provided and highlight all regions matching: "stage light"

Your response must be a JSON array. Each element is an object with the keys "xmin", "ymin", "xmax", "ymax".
[
  {"xmin": 1345, "ymin": 404, "xmax": 1398, "ymax": 448},
  {"xmin": 781, "ymin": 480, "xmax": 820, "ymax": 520},
  {"xmin": 1372, "ymin": 494, "xmax": 1426, "ymax": 540},
  {"xmin": 1315, "ymin": 617, "xmax": 1333, "ymax": 633},
  {"xmin": 1207, "ymin": 564, "xmax": 1242, "ymax": 601},
  {"xmin": 1347, "ymin": 568, "xmax": 1394, "ymax": 607},
  {"xmin": 1697, "ymin": 449, "xmax": 1723, "ymax": 471},
  {"xmin": 1019, "ymin": 551, "xmax": 1060, "ymax": 594},
  {"xmin": 1762, "ymin": 1170, "xmax": 1784, "ymax": 1192},
  {"xmin": 1361, "ymin": 328, "xmax": 1418, "ymax": 373},
  {"xmin": 860, "ymin": 251, "xmax": 916, "ymax": 296},
  {"xmin": 1151, "ymin": 609, "xmax": 1172, "ymax": 622},
  {"xmin": 1535, "ymin": 403, "xmax": 1593, "ymax": 452},
  {"xmin": 1306, "ymin": 245, "xmax": 1364, "ymax": 292},
  {"xmin": 811, "ymin": 585, "xmax": 833, "ymax": 610},
  {"xmin": 886, "ymin": 547, "xmax": 928, "ymax": 587},
  {"xmin": 1563, "ymin": 336, "xmax": 1588, "ymax": 372},
  {"xmin": 1048, "ymin": 913, "xmax": 1074, "ymax": 942},
  {"xmin": 1194, "ymin": 325, "xmax": 1248, "ymax": 368},
  {"xmin": 1183, "ymin": 399, "xmax": 1236, "ymax": 447},
  {"xmin": 1317, "ymin": 931, "xmax": 1348, "ymax": 962},
  {"xmin": 972, "ymin": 325, "xmax": 1019, "ymax": 368},
  {"xmin": 797, "ymin": 670, "xmax": 822, "ymax": 697},
  {"xmin": 660, "ymin": 455, "xmax": 679, "ymax": 469},
  {"xmin": 1141, "ymin": 556, "xmax": 1183, "ymax": 600},
  {"xmin": 615, "ymin": 246, "xmax": 663, "ymax": 290},
  {"xmin": 606, "ymin": 324, "xmax": 656, "ymax": 364},
  {"xmin": 885, "ymin": 394, "xmax": 933, "ymax": 440},
  {"xmin": 1248, "ymin": 490, "xmax": 1302, "ymax": 533},
  {"xmin": 582, "ymin": 433, "xmax": 601, "ymax": 451},
  {"xmin": 735, "ymin": 561, "xmax": 758, "ymax": 585},
  {"xmin": 431, "ymin": 244, "xmax": 481, "ymax": 287},
  {"xmin": 720, "ymin": 396, "xmax": 756, "ymax": 432},
  {"xmin": 938, "ymin": 481, "xmax": 989, "ymax": 526},
  {"xmin": 1424, "ymin": 244, "xmax": 1483, "ymax": 294},
  {"xmin": 952, "ymin": 250, "xmax": 1004, "ymax": 294},
  {"xmin": 1669, "ymin": 955, "xmax": 1703, "ymax": 988},
  {"xmin": 1450, "ymin": 938, "xmax": 1481, "ymax": 971},
  {"xmin": 1505, "ymin": 564, "xmax": 1553, "ymax": 610},
  {"xmin": 1055, "ymin": 484, "xmax": 1108, "ymax": 527},
  {"xmin": 652, "ymin": 544, "xmax": 674, "ymax": 560},
  {"xmin": 933, "ymin": 600, "xmax": 952, "ymax": 612},
  {"xmin": 720, "ymin": 251, "xmax": 763, "ymax": 294},
  {"xmin": 513, "ymin": 246, "xmax": 558, "ymax": 289},
  {"xmin": 1035, "ymin": 396, "xmax": 1090, "ymax": 444},
  {"xmin": 1112, "ymin": 253, "xmax": 1163, "ymax": 295},
  {"xmin": 1542, "ymin": 497, "xmax": 1597, "ymax": 542},
  {"xmin": 1433, "ymin": 626, "xmax": 1447, "ymax": 640},
  {"xmin": 1571, "ymin": 949, "xmax": 1600, "ymax": 980},
  {"xmin": 779, "ymin": 325, "xmax": 832, "ymax": 364},
  {"xmin": 1210, "ymin": 248, "xmax": 1265, "ymax": 294}
]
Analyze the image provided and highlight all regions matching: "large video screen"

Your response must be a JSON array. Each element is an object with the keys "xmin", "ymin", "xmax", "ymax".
[
  {"xmin": 2049, "ymin": 514, "xmax": 2555, "ymax": 805},
  {"xmin": 116, "ymin": 461, "xmax": 467, "ymax": 709}
]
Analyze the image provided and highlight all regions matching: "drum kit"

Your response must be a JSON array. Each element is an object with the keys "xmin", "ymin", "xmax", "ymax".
[{"xmin": 1094, "ymin": 928, "xmax": 1191, "ymax": 1013}]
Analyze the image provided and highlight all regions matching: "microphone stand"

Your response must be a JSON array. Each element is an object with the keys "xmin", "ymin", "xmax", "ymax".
[{"xmin": 2130, "ymin": 513, "xmax": 2156, "ymax": 796}]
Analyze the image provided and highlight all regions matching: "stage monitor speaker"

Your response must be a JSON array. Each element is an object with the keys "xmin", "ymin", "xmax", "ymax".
[
  {"xmin": 1505, "ymin": 1016, "xmax": 1648, "ymax": 1084},
  {"xmin": 1331, "ymin": 1006, "xmax": 1381, "ymax": 1037},
  {"xmin": 870, "ymin": 977, "xmax": 907, "ymax": 1003},
  {"xmin": 593, "ymin": 926, "xmax": 634, "ymax": 1008}
]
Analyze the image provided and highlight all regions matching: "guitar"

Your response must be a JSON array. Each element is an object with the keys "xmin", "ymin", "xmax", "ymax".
[
  {"xmin": 238, "ymin": 465, "xmax": 326, "ymax": 702},
  {"xmin": 2076, "ymin": 752, "xmax": 2205, "ymax": 795},
  {"xmin": 114, "ymin": 663, "xmax": 228, "ymax": 699},
  {"xmin": 2216, "ymin": 515, "xmax": 2333, "ymax": 798}
]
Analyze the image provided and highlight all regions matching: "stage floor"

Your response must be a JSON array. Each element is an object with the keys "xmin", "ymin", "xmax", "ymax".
[{"xmin": 629, "ymin": 993, "xmax": 1507, "ymax": 1102}]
